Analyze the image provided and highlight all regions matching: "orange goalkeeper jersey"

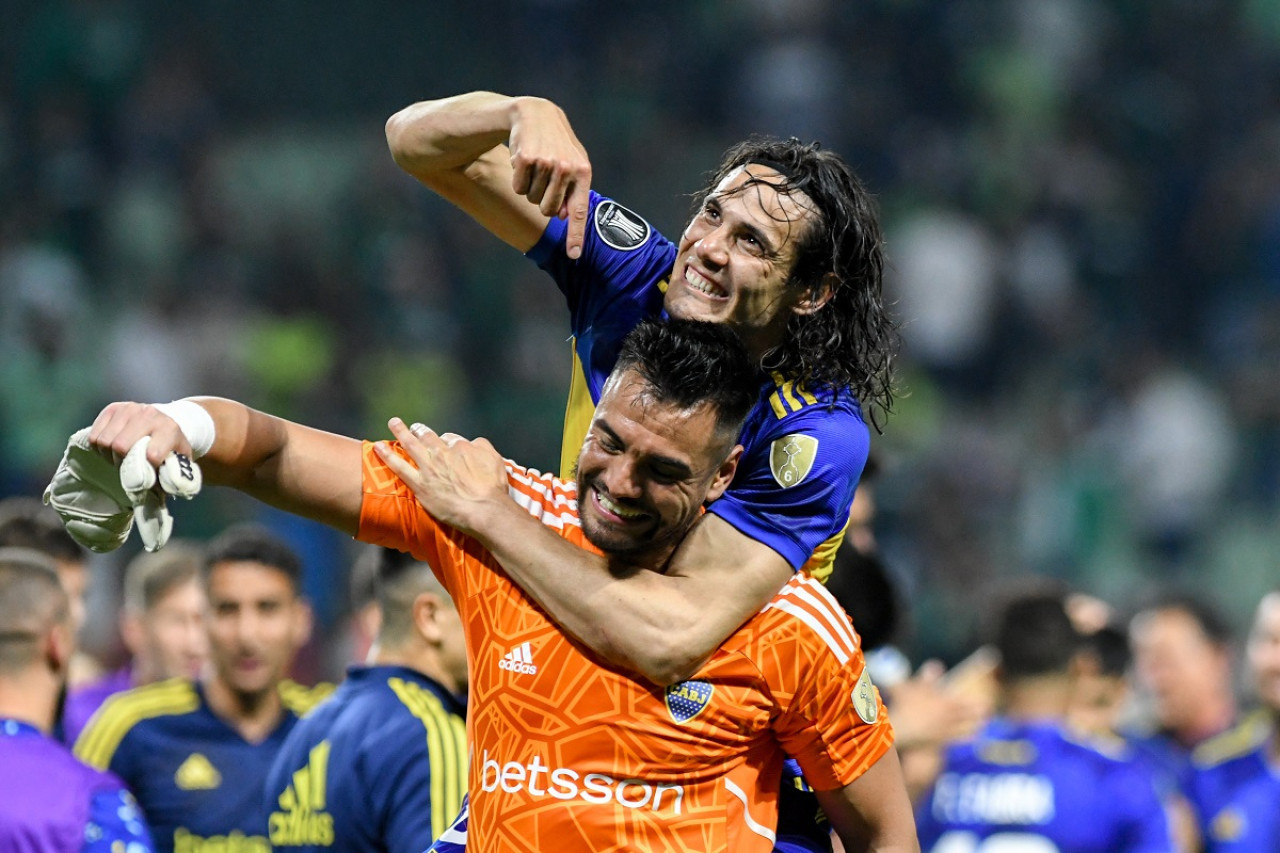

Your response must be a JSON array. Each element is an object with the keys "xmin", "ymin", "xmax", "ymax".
[{"xmin": 358, "ymin": 442, "xmax": 894, "ymax": 852}]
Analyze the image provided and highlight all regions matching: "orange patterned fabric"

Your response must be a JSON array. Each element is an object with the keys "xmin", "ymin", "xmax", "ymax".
[{"xmin": 359, "ymin": 441, "xmax": 894, "ymax": 851}]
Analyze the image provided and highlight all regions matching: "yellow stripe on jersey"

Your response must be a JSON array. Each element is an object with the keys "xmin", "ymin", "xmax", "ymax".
[
  {"xmin": 388, "ymin": 677, "xmax": 468, "ymax": 839},
  {"xmin": 1192, "ymin": 710, "xmax": 1273, "ymax": 768},
  {"xmin": 559, "ymin": 343, "xmax": 596, "ymax": 479},
  {"xmin": 278, "ymin": 679, "xmax": 335, "ymax": 716},
  {"xmin": 74, "ymin": 678, "xmax": 199, "ymax": 769}
]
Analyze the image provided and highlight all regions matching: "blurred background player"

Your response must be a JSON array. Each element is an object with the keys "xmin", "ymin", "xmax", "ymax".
[
  {"xmin": 73, "ymin": 524, "xmax": 322, "ymax": 853},
  {"xmin": 62, "ymin": 541, "xmax": 208, "ymax": 745},
  {"xmin": 0, "ymin": 497, "xmax": 98, "ymax": 687},
  {"xmin": 385, "ymin": 91, "xmax": 896, "ymax": 686},
  {"xmin": 0, "ymin": 546, "xmax": 155, "ymax": 852},
  {"xmin": 1127, "ymin": 594, "xmax": 1240, "ymax": 791},
  {"xmin": 1186, "ymin": 589, "xmax": 1280, "ymax": 852},
  {"xmin": 915, "ymin": 586, "xmax": 1172, "ymax": 853},
  {"xmin": 264, "ymin": 545, "xmax": 467, "ymax": 851}
]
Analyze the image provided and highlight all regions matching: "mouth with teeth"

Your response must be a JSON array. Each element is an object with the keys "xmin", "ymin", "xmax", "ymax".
[
  {"xmin": 591, "ymin": 486, "xmax": 651, "ymax": 525},
  {"xmin": 683, "ymin": 264, "xmax": 727, "ymax": 299}
]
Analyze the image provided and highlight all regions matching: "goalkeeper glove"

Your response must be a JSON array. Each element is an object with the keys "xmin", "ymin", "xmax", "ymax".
[{"xmin": 44, "ymin": 429, "xmax": 203, "ymax": 553}]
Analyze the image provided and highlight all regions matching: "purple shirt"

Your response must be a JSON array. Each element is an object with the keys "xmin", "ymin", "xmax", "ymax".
[
  {"xmin": 62, "ymin": 668, "xmax": 133, "ymax": 747},
  {"xmin": 0, "ymin": 718, "xmax": 154, "ymax": 852}
]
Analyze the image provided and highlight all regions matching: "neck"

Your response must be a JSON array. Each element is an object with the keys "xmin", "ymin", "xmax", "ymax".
[
  {"xmin": 1000, "ymin": 675, "xmax": 1073, "ymax": 722},
  {"xmin": 375, "ymin": 643, "xmax": 460, "ymax": 696},
  {"xmin": 1171, "ymin": 695, "xmax": 1236, "ymax": 747},
  {"xmin": 202, "ymin": 673, "xmax": 283, "ymax": 743},
  {"xmin": 0, "ymin": 670, "xmax": 59, "ymax": 733}
]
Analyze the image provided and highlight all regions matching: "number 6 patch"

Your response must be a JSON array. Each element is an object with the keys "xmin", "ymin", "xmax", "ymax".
[{"xmin": 769, "ymin": 434, "xmax": 818, "ymax": 489}]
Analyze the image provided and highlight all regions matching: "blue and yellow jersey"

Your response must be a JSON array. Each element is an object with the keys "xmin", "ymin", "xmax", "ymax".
[
  {"xmin": 528, "ymin": 193, "xmax": 869, "ymax": 581},
  {"xmin": 73, "ymin": 678, "xmax": 325, "ymax": 853},
  {"xmin": 1187, "ymin": 714, "xmax": 1280, "ymax": 852},
  {"xmin": 916, "ymin": 719, "xmax": 1172, "ymax": 853},
  {"xmin": 262, "ymin": 664, "xmax": 467, "ymax": 852}
]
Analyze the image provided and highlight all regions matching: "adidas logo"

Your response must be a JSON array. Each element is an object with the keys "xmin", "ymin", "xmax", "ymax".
[
  {"xmin": 499, "ymin": 642, "xmax": 538, "ymax": 675},
  {"xmin": 268, "ymin": 741, "xmax": 335, "ymax": 846},
  {"xmin": 174, "ymin": 753, "xmax": 221, "ymax": 790}
]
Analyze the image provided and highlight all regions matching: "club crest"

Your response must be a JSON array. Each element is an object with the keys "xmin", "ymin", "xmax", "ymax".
[
  {"xmin": 851, "ymin": 668, "xmax": 879, "ymax": 724},
  {"xmin": 594, "ymin": 200, "xmax": 651, "ymax": 251},
  {"xmin": 768, "ymin": 434, "xmax": 818, "ymax": 489},
  {"xmin": 665, "ymin": 680, "xmax": 714, "ymax": 723}
]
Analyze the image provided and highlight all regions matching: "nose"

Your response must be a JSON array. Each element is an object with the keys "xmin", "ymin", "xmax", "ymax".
[
  {"xmin": 601, "ymin": 455, "xmax": 643, "ymax": 501},
  {"xmin": 693, "ymin": 227, "xmax": 730, "ymax": 269}
]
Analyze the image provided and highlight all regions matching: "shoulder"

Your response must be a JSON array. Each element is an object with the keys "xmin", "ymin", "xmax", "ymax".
[
  {"xmin": 1058, "ymin": 726, "xmax": 1138, "ymax": 764},
  {"xmin": 743, "ymin": 378, "xmax": 869, "ymax": 473},
  {"xmin": 75, "ymin": 678, "xmax": 200, "ymax": 767},
  {"xmin": 756, "ymin": 575, "xmax": 863, "ymax": 664},
  {"xmin": 278, "ymin": 679, "xmax": 336, "ymax": 718},
  {"xmin": 1192, "ymin": 712, "xmax": 1272, "ymax": 770}
]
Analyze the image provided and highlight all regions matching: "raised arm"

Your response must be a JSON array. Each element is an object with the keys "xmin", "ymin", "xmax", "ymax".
[
  {"xmin": 384, "ymin": 91, "xmax": 592, "ymax": 258},
  {"xmin": 87, "ymin": 398, "xmax": 364, "ymax": 535},
  {"xmin": 380, "ymin": 419, "xmax": 793, "ymax": 685}
]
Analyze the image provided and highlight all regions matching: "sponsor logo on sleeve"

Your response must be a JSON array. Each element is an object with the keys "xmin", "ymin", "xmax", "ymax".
[
  {"xmin": 852, "ymin": 669, "xmax": 879, "ymax": 724},
  {"xmin": 594, "ymin": 201, "xmax": 651, "ymax": 250}
]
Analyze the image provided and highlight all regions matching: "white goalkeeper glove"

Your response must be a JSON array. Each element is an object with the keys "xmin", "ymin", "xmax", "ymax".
[{"xmin": 44, "ymin": 429, "xmax": 204, "ymax": 553}]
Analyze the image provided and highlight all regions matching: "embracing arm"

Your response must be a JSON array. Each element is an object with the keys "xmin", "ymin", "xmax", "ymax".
[
  {"xmin": 88, "ymin": 398, "xmax": 364, "ymax": 535},
  {"xmin": 384, "ymin": 91, "xmax": 592, "ymax": 257},
  {"xmin": 816, "ymin": 749, "xmax": 920, "ymax": 853},
  {"xmin": 379, "ymin": 419, "xmax": 793, "ymax": 685}
]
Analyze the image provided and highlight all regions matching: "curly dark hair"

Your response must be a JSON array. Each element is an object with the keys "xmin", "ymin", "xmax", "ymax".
[{"xmin": 695, "ymin": 137, "xmax": 898, "ymax": 431}]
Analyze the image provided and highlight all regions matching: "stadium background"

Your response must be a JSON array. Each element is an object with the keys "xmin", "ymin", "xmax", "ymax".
[{"xmin": 3, "ymin": 0, "xmax": 1278, "ymax": 676}]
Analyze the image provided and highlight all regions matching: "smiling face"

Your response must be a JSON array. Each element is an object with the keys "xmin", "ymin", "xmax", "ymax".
[
  {"xmin": 664, "ymin": 165, "xmax": 821, "ymax": 359},
  {"xmin": 205, "ymin": 561, "xmax": 309, "ymax": 701},
  {"xmin": 574, "ymin": 369, "xmax": 741, "ymax": 566}
]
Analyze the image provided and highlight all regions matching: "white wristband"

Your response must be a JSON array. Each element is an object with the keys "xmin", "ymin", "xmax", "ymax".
[{"xmin": 152, "ymin": 400, "xmax": 216, "ymax": 459}]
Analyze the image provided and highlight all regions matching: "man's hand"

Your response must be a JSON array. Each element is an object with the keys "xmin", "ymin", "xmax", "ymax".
[
  {"xmin": 374, "ymin": 417, "xmax": 513, "ymax": 536},
  {"xmin": 508, "ymin": 97, "xmax": 592, "ymax": 259},
  {"xmin": 44, "ymin": 403, "xmax": 205, "ymax": 553}
]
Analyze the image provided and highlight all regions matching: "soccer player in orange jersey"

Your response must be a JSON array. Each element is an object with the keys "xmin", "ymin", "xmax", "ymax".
[{"xmin": 50, "ymin": 319, "xmax": 917, "ymax": 852}]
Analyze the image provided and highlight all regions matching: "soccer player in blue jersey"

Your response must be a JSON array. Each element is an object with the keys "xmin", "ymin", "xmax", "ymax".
[
  {"xmin": 263, "ymin": 545, "xmax": 468, "ymax": 851},
  {"xmin": 74, "ymin": 525, "xmax": 323, "ymax": 853},
  {"xmin": 0, "ymin": 546, "xmax": 155, "ymax": 853},
  {"xmin": 915, "ymin": 588, "xmax": 1173, "ymax": 853},
  {"xmin": 384, "ymin": 92, "xmax": 896, "ymax": 686},
  {"xmin": 1186, "ymin": 590, "xmax": 1280, "ymax": 852}
]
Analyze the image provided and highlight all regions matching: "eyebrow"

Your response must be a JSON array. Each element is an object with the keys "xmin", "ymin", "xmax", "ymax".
[
  {"xmin": 706, "ymin": 194, "xmax": 782, "ymax": 258},
  {"xmin": 596, "ymin": 419, "xmax": 694, "ymax": 478}
]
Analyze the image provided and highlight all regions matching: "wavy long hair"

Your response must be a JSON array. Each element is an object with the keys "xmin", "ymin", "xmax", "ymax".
[{"xmin": 695, "ymin": 138, "xmax": 898, "ymax": 430}]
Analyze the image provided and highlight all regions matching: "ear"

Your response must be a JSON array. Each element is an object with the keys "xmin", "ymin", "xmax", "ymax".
[
  {"xmin": 412, "ymin": 593, "xmax": 444, "ymax": 645},
  {"xmin": 794, "ymin": 272, "xmax": 837, "ymax": 316},
  {"xmin": 119, "ymin": 610, "xmax": 145, "ymax": 658},
  {"xmin": 705, "ymin": 445, "xmax": 744, "ymax": 503},
  {"xmin": 45, "ymin": 622, "xmax": 75, "ymax": 675},
  {"xmin": 291, "ymin": 599, "xmax": 315, "ymax": 649}
]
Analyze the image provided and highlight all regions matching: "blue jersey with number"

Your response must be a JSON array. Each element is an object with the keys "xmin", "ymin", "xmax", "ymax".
[
  {"xmin": 263, "ymin": 665, "xmax": 467, "ymax": 852},
  {"xmin": 1187, "ymin": 715, "xmax": 1280, "ymax": 852},
  {"xmin": 0, "ymin": 718, "xmax": 155, "ymax": 853},
  {"xmin": 916, "ymin": 719, "xmax": 1172, "ymax": 853},
  {"xmin": 529, "ymin": 194, "xmax": 869, "ymax": 577},
  {"xmin": 74, "ymin": 678, "xmax": 326, "ymax": 853}
]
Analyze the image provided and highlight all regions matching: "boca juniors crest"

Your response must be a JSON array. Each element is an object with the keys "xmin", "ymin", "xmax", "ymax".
[{"xmin": 665, "ymin": 680, "xmax": 714, "ymax": 723}]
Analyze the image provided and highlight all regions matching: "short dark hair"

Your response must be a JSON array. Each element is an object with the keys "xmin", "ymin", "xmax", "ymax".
[
  {"xmin": 992, "ymin": 589, "xmax": 1081, "ymax": 681},
  {"xmin": 1133, "ymin": 593, "xmax": 1232, "ymax": 648},
  {"xmin": 826, "ymin": 546, "xmax": 899, "ymax": 652},
  {"xmin": 123, "ymin": 540, "xmax": 204, "ymax": 613},
  {"xmin": 0, "ymin": 547, "xmax": 68, "ymax": 672},
  {"xmin": 358, "ymin": 546, "xmax": 448, "ymax": 647},
  {"xmin": 698, "ymin": 138, "xmax": 898, "ymax": 430},
  {"xmin": 203, "ymin": 524, "xmax": 303, "ymax": 592},
  {"xmin": 1082, "ymin": 623, "xmax": 1131, "ymax": 678},
  {"xmin": 612, "ymin": 318, "xmax": 758, "ymax": 443},
  {"xmin": 0, "ymin": 497, "xmax": 85, "ymax": 563}
]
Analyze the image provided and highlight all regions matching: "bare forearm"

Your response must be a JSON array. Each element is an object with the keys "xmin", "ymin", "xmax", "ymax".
[
  {"xmin": 818, "ymin": 750, "xmax": 920, "ymax": 853},
  {"xmin": 385, "ymin": 91, "xmax": 520, "ymax": 176}
]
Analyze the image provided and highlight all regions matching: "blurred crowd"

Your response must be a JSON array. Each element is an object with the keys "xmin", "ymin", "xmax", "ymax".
[{"xmin": 3, "ymin": 0, "xmax": 1279, "ymax": 669}]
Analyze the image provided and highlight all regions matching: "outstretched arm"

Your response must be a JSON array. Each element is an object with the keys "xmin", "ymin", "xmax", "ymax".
[
  {"xmin": 384, "ymin": 91, "xmax": 593, "ymax": 258},
  {"xmin": 380, "ymin": 420, "xmax": 794, "ymax": 686},
  {"xmin": 87, "ymin": 398, "xmax": 364, "ymax": 535}
]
